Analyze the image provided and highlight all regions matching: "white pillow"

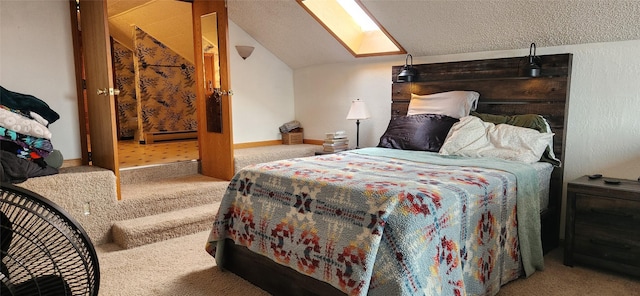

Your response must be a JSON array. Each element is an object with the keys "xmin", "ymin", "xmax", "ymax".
[
  {"xmin": 407, "ymin": 91, "xmax": 480, "ymax": 118},
  {"xmin": 439, "ymin": 116, "xmax": 553, "ymax": 164},
  {"xmin": 539, "ymin": 115, "xmax": 560, "ymax": 164}
]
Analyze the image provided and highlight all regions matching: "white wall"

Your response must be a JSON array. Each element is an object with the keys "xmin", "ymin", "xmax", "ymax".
[
  {"xmin": 0, "ymin": 0, "xmax": 80, "ymax": 160},
  {"xmin": 228, "ymin": 21, "xmax": 296, "ymax": 144},
  {"xmin": 294, "ymin": 58, "xmax": 397, "ymax": 148},
  {"xmin": 561, "ymin": 41, "xmax": 640, "ymax": 181}
]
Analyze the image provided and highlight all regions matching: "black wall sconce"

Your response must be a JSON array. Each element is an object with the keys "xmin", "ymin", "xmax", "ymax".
[
  {"xmin": 397, "ymin": 54, "xmax": 417, "ymax": 82},
  {"xmin": 526, "ymin": 43, "xmax": 541, "ymax": 77}
]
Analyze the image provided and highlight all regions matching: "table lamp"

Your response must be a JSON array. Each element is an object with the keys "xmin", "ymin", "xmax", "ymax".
[{"xmin": 346, "ymin": 98, "xmax": 371, "ymax": 149}]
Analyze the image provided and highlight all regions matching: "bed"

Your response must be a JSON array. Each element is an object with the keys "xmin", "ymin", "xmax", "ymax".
[{"xmin": 206, "ymin": 53, "xmax": 573, "ymax": 296}]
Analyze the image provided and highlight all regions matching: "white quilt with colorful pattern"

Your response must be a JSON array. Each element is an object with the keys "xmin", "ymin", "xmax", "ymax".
[{"xmin": 206, "ymin": 147, "xmax": 544, "ymax": 296}]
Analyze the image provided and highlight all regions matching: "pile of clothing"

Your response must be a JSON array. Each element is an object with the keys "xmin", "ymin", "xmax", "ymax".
[
  {"xmin": 278, "ymin": 120, "xmax": 301, "ymax": 133},
  {"xmin": 1, "ymin": 86, "xmax": 62, "ymax": 183}
]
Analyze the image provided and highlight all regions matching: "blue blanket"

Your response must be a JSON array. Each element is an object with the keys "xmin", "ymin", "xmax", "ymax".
[
  {"xmin": 353, "ymin": 148, "xmax": 543, "ymax": 277},
  {"xmin": 207, "ymin": 148, "xmax": 544, "ymax": 295}
]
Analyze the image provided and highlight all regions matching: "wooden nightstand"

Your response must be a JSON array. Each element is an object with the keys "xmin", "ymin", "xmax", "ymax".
[{"xmin": 564, "ymin": 175, "xmax": 640, "ymax": 276}]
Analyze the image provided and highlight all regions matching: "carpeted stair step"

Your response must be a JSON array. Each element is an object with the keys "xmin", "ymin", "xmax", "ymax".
[
  {"xmin": 111, "ymin": 144, "xmax": 322, "ymax": 249},
  {"xmin": 118, "ymin": 174, "xmax": 229, "ymax": 219},
  {"xmin": 112, "ymin": 203, "xmax": 220, "ymax": 249},
  {"xmin": 234, "ymin": 144, "xmax": 320, "ymax": 172},
  {"xmin": 120, "ymin": 160, "xmax": 200, "ymax": 185}
]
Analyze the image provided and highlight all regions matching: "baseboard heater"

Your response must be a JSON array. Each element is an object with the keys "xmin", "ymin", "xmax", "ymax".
[{"xmin": 144, "ymin": 130, "xmax": 197, "ymax": 144}]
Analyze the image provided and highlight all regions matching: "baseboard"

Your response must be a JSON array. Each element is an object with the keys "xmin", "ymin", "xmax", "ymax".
[
  {"xmin": 234, "ymin": 139, "xmax": 324, "ymax": 149},
  {"xmin": 234, "ymin": 140, "xmax": 283, "ymax": 149},
  {"xmin": 303, "ymin": 139, "xmax": 323, "ymax": 145},
  {"xmin": 61, "ymin": 158, "xmax": 83, "ymax": 168},
  {"xmin": 145, "ymin": 130, "xmax": 197, "ymax": 144}
]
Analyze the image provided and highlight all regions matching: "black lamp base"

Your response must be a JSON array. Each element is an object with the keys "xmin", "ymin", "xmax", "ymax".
[{"xmin": 355, "ymin": 119, "xmax": 361, "ymax": 149}]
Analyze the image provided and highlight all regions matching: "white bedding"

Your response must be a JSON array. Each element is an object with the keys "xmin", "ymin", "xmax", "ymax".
[{"xmin": 440, "ymin": 116, "xmax": 553, "ymax": 164}]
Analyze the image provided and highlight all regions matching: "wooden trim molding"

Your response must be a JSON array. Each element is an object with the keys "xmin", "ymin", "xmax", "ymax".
[
  {"xmin": 233, "ymin": 140, "xmax": 282, "ymax": 149},
  {"xmin": 235, "ymin": 139, "xmax": 343, "ymax": 146},
  {"xmin": 61, "ymin": 159, "xmax": 83, "ymax": 168},
  {"xmin": 303, "ymin": 139, "xmax": 324, "ymax": 145},
  {"xmin": 234, "ymin": 139, "xmax": 325, "ymax": 149}
]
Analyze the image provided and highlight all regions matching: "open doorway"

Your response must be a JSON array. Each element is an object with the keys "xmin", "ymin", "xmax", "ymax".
[
  {"xmin": 72, "ymin": 0, "xmax": 234, "ymax": 188},
  {"xmin": 107, "ymin": 1, "xmax": 199, "ymax": 169}
]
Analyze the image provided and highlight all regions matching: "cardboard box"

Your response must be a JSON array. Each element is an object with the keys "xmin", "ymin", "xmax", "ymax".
[{"xmin": 282, "ymin": 128, "xmax": 303, "ymax": 145}]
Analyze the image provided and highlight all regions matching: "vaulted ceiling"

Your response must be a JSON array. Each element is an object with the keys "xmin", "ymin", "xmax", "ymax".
[
  {"xmin": 107, "ymin": 0, "xmax": 194, "ymax": 62},
  {"xmin": 107, "ymin": 0, "xmax": 640, "ymax": 70}
]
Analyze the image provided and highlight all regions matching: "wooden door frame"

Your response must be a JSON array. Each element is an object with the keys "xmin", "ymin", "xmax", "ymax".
[
  {"xmin": 69, "ymin": 0, "xmax": 235, "ymax": 187},
  {"xmin": 69, "ymin": 0, "xmax": 89, "ymax": 166},
  {"xmin": 193, "ymin": 0, "xmax": 235, "ymax": 180},
  {"xmin": 72, "ymin": 0, "xmax": 121, "ymax": 197}
]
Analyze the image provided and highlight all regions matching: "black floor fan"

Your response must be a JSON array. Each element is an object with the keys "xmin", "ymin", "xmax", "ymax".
[{"xmin": 1, "ymin": 182, "xmax": 100, "ymax": 296}]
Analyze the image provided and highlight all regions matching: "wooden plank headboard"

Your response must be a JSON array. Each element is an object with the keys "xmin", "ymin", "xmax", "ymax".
[{"xmin": 391, "ymin": 53, "xmax": 573, "ymax": 253}]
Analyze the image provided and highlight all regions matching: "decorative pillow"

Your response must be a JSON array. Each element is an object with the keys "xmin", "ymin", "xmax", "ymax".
[
  {"xmin": 378, "ymin": 114, "xmax": 459, "ymax": 152},
  {"xmin": 407, "ymin": 91, "xmax": 480, "ymax": 118},
  {"xmin": 439, "ymin": 116, "xmax": 553, "ymax": 164},
  {"xmin": 470, "ymin": 111, "xmax": 561, "ymax": 166}
]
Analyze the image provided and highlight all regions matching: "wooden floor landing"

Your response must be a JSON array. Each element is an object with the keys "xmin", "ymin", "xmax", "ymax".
[{"xmin": 118, "ymin": 139, "xmax": 198, "ymax": 168}]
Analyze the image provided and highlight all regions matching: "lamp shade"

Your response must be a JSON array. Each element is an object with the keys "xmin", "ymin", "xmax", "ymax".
[
  {"xmin": 235, "ymin": 45, "xmax": 255, "ymax": 60},
  {"xmin": 397, "ymin": 67, "xmax": 417, "ymax": 82},
  {"xmin": 397, "ymin": 53, "xmax": 417, "ymax": 82},
  {"xmin": 346, "ymin": 99, "xmax": 371, "ymax": 120}
]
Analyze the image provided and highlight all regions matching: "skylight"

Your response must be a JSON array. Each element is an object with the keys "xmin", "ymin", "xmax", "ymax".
[
  {"xmin": 337, "ymin": 0, "xmax": 378, "ymax": 32},
  {"xmin": 298, "ymin": 0, "xmax": 406, "ymax": 57}
]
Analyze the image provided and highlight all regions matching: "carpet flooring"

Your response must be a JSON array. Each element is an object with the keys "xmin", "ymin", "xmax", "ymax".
[
  {"xmin": 96, "ymin": 230, "xmax": 640, "ymax": 296},
  {"xmin": 96, "ymin": 231, "xmax": 268, "ymax": 296}
]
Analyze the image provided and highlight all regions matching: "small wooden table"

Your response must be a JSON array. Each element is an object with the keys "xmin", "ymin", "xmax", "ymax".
[{"xmin": 564, "ymin": 175, "xmax": 640, "ymax": 276}]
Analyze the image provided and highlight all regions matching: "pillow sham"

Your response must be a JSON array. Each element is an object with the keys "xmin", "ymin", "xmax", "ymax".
[
  {"xmin": 470, "ymin": 111, "xmax": 560, "ymax": 166},
  {"xmin": 407, "ymin": 91, "xmax": 480, "ymax": 118},
  {"xmin": 439, "ymin": 116, "xmax": 553, "ymax": 164},
  {"xmin": 378, "ymin": 114, "xmax": 459, "ymax": 152}
]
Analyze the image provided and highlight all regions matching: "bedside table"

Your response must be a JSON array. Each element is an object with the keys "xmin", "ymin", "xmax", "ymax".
[{"xmin": 564, "ymin": 175, "xmax": 640, "ymax": 276}]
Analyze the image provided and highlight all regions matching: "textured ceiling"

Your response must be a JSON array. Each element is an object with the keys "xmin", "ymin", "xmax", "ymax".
[
  {"xmin": 228, "ymin": 0, "xmax": 640, "ymax": 69},
  {"xmin": 107, "ymin": 0, "xmax": 640, "ymax": 70}
]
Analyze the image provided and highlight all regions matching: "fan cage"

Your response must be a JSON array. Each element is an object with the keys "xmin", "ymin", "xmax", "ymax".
[{"xmin": 1, "ymin": 183, "xmax": 100, "ymax": 296}]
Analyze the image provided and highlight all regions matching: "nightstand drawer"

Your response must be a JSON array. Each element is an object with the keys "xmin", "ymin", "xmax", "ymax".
[
  {"xmin": 575, "ymin": 220, "xmax": 640, "ymax": 238},
  {"xmin": 575, "ymin": 193, "xmax": 640, "ymax": 229},
  {"xmin": 574, "ymin": 234, "xmax": 640, "ymax": 266},
  {"xmin": 575, "ymin": 192, "xmax": 640, "ymax": 214}
]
